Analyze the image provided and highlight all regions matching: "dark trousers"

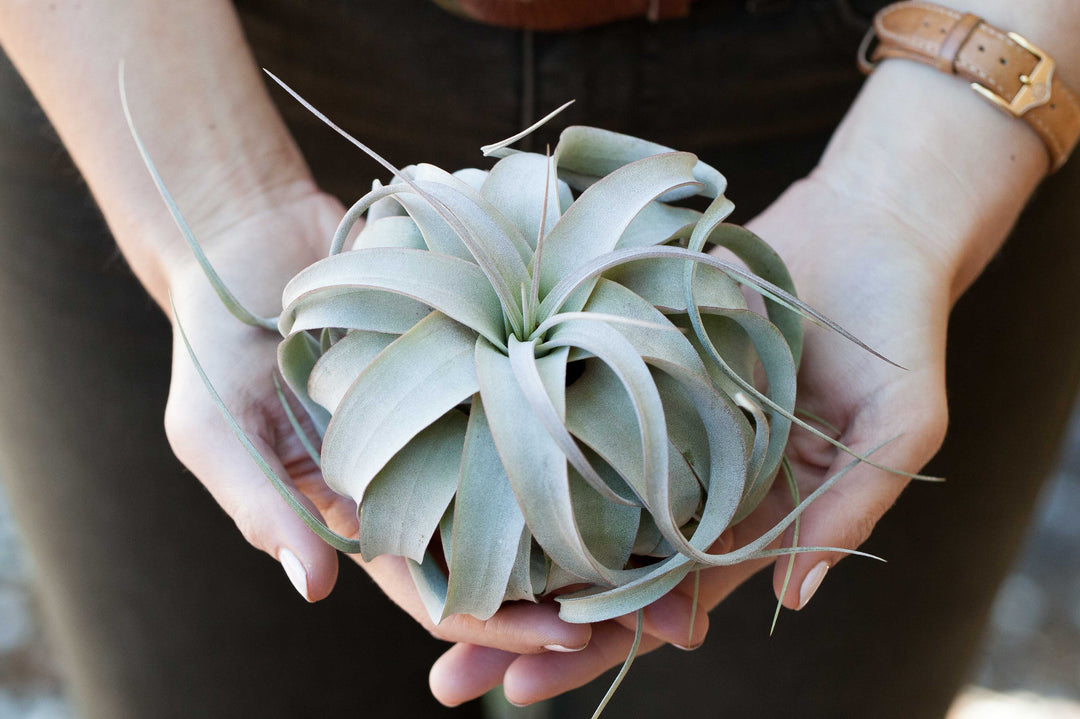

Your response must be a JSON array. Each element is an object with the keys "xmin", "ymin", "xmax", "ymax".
[{"xmin": 1, "ymin": 1, "xmax": 1077, "ymax": 717}]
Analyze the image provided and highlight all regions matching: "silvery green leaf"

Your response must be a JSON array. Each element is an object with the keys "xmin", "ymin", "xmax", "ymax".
[
  {"xmin": 680, "ymin": 313, "xmax": 756, "ymax": 397},
  {"xmin": 554, "ymin": 125, "xmax": 727, "ymax": 200},
  {"xmin": 573, "ymin": 281, "xmax": 751, "ymax": 532},
  {"xmin": 308, "ymin": 330, "xmax": 398, "ymax": 414},
  {"xmin": 544, "ymin": 563, "xmax": 588, "ymax": 594},
  {"xmin": 352, "ymin": 215, "xmax": 427, "ymax": 251},
  {"xmin": 695, "ymin": 438, "xmax": 899, "ymax": 567},
  {"xmin": 451, "ymin": 167, "xmax": 490, "ymax": 192},
  {"xmin": 475, "ymin": 338, "xmax": 649, "ymax": 587},
  {"xmin": 556, "ymin": 554, "xmax": 693, "ymax": 623},
  {"xmin": 320, "ymin": 327, "xmax": 335, "ymax": 355},
  {"xmin": 694, "ymin": 309, "xmax": 796, "ymax": 519},
  {"xmin": 561, "ymin": 442, "xmax": 895, "ymax": 623},
  {"xmin": 678, "ymin": 306, "xmax": 792, "ymax": 510},
  {"xmin": 407, "ymin": 554, "xmax": 450, "ymax": 626},
  {"xmin": 615, "ymin": 201, "xmax": 701, "ymax": 250},
  {"xmin": 443, "ymin": 397, "xmax": 528, "ymax": 620},
  {"xmin": 501, "ymin": 527, "xmax": 539, "ymax": 603},
  {"xmin": 732, "ymin": 391, "xmax": 771, "ymax": 510},
  {"xmin": 413, "ymin": 164, "xmax": 533, "ymax": 263},
  {"xmin": 568, "ymin": 466, "xmax": 641, "ymax": 574},
  {"xmin": 565, "ymin": 362, "xmax": 700, "ymax": 525},
  {"xmin": 631, "ymin": 512, "xmax": 665, "ymax": 556},
  {"xmin": 359, "ymin": 411, "xmax": 467, "ymax": 562},
  {"xmin": 604, "ymin": 257, "xmax": 747, "ymax": 314},
  {"xmin": 413, "ymin": 179, "xmax": 532, "ymax": 331},
  {"xmin": 575, "ymin": 279, "xmax": 708, "ymax": 381},
  {"xmin": 332, "ymin": 181, "xmax": 411, "ymax": 255},
  {"xmin": 273, "ymin": 373, "xmax": 322, "ymax": 467},
  {"xmin": 389, "ymin": 175, "xmax": 491, "ymax": 261},
  {"xmin": 650, "ymin": 370, "xmax": 711, "ymax": 486},
  {"xmin": 697, "ymin": 221, "xmax": 803, "ymax": 366},
  {"xmin": 364, "ymin": 178, "xmax": 407, "ymax": 224},
  {"xmin": 541, "ymin": 320, "xmax": 673, "ymax": 535},
  {"xmin": 537, "ymin": 152, "xmax": 702, "ymax": 308},
  {"xmin": 277, "ymin": 330, "xmax": 331, "ymax": 438},
  {"xmin": 280, "ymin": 247, "xmax": 507, "ymax": 349},
  {"xmin": 539, "ymin": 244, "xmax": 891, "ymax": 368},
  {"xmin": 546, "ymin": 316, "xmax": 750, "ymax": 564},
  {"xmin": 481, "ymin": 152, "xmax": 564, "ymax": 248},
  {"xmin": 480, "ymin": 100, "xmax": 575, "ymax": 156},
  {"xmin": 281, "ymin": 287, "xmax": 429, "ymax": 337},
  {"xmin": 321, "ymin": 312, "xmax": 479, "ymax": 504},
  {"xmin": 439, "ymin": 504, "xmax": 455, "ymax": 567},
  {"xmin": 509, "ymin": 337, "xmax": 639, "ymax": 506}
]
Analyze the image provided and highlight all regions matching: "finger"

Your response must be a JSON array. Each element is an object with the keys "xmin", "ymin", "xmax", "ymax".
[
  {"xmin": 773, "ymin": 401, "xmax": 947, "ymax": 611},
  {"xmin": 502, "ymin": 621, "xmax": 665, "ymax": 706},
  {"xmin": 609, "ymin": 580, "xmax": 710, "ymax": 650},
  {"xmin": 354, "ymin": 554, "xmax": 592, "ymax": 654},
  {"xmin": 166, "ymin": 404, "xmax": 339, "ymax": 602},
  {"xmin": 429, "ymin": 644, "xmax": 517, "ymax": 707}
]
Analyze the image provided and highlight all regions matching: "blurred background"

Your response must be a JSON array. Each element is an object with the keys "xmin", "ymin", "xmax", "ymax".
[{"xmin": 1, "ymin": 407, "xmax": 1079, "ymax": 719}]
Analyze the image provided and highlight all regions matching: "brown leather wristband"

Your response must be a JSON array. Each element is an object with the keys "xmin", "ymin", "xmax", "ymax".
[{"xmin": 859, "ymin": 1, "xmax": 1080, "ymax": 172}]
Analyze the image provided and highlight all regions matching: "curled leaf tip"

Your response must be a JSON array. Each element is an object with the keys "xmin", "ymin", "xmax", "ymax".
[
  {"xmin": 590, "ymin": 608, "xmax": 644, "ymax": 719},
  {"xmin": 481, "ymin": 99, "xmax": 575, "ymax": 156}
]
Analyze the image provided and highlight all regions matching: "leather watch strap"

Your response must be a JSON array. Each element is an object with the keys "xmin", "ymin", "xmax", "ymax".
[
  {"xmin": 431, "ymin": 0, "xmax": 696, "ymax": 31},
  {"xmin": 860, "ymin": 1, "xmax": 1080, "ymax": 172}
]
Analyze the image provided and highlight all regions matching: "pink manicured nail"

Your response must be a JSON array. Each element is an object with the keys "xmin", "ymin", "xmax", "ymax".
[
  {"xmin": 797, "ymin": 561, "xmax": 829, "ymax": 610},
  {"xmin": 544, "ymin": 643, "xmax": 586, "ymax": 653},
  {"xmin": 279, "ymin": 548, "xmax": 310, "ymax": 601}
]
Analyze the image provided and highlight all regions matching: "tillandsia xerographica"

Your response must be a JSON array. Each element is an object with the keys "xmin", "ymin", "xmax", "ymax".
[{"xmin": 121, "ymin": 66, "xmax": 931, "ymax": 711}]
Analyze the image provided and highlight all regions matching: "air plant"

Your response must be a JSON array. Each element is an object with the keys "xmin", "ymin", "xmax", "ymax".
[{"xmin": 122, "ymin": 67, "xmax": 928, "ymax": 713}]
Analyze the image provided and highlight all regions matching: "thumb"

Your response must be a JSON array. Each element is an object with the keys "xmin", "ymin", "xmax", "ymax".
[{"xmin": 773, "ymin": 397, "xmax": 947, "ymax": 611}]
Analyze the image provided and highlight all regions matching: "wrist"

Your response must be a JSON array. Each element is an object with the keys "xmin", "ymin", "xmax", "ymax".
[
  {"xmin": 119, "ymin": 92, "xmax": 319, "ymax": 309},
  {"xmin": 148, "ymin": 172, "xmax": 319, "ymax": 289},
  {"xmin": 815, "ymin": 57, "xmax": 1045, "ymax": 298},
  {"xmin": 161, "ymin": 186, "xmax": 342, "ymax": 318},
  {"xmin": 820, "ymin": 0, "xmax": 1080, "ymax": 299}
]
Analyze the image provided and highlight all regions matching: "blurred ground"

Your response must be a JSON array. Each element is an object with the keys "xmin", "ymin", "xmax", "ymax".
[
  {"xmin": 1, "ymin": 410, "xmax": 1078, "ymax": 719},
  {"xmin": 0, "ymin": 495, "xmax": 70, "ymax": 719},
  {"xmin": 948, "ymin": 689, "xmax": 1080, "ymax": 719}
]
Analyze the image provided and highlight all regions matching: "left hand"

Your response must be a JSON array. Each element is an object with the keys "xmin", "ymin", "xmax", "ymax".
[{"xmin": 426, "ymin": 170, "xmax": 956, "ymax": 707}]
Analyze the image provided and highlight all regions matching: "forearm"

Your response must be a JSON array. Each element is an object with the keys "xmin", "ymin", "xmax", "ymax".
[
  {"xmin": 813, "ymin": 0, "xmax": 1080, "ymax": 299},
  {"xmin": 0, "ymin": 0, "xmax": 313, "ymax": 309}
]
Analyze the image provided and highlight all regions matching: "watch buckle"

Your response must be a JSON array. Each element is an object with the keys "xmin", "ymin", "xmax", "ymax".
[{"xmin": 971, "ymin": 32, "xmax": 1055, "ymax": 117}]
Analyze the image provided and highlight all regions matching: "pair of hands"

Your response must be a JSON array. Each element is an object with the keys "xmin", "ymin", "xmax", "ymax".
[{"xmin": 164, "ymin": 170, "xmax": 951, "ymax": 707}]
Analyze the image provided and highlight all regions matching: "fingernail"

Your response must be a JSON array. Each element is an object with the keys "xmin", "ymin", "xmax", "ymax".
[
  {"xmin": 507, "ymin": 697, "xmax": 529, "ymax": 708},
  {"xmin": 279, "ymin": 548, "xmax": 310, "ymax": 601},
  {"xmin": 672, "ymin": 640, "xmax": 704, "ymax": 651},
  {"xmin": 544, "ymin": 643, "xmax": 587, "ymax": 653},
  {"xmin": 797, "ymin": 561, "xmax": 829, "ymax": 610}
]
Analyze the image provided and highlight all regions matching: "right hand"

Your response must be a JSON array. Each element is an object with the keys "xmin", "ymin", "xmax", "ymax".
[{"xmin": 163, "ymin": 186, "xmax": 592, "ymax": 654}]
